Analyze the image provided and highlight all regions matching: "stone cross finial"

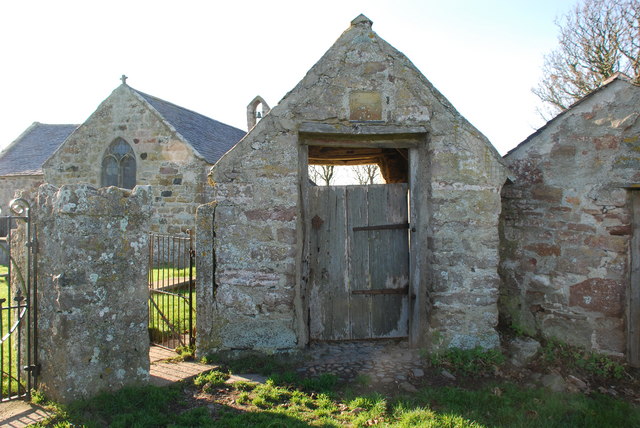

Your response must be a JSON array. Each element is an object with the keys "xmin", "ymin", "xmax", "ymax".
[{"xmin": 120, "ymin": 74, "xmax": 128, "ymax": 85}]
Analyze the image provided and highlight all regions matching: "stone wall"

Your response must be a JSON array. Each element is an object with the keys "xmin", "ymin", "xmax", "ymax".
[
  {"xmin": 0, "ymin": 174, "xmax": 42, "ymax": 235},
  {"xmin": 203, "ymin": 117, "xmax": 301, "ymax": 353},
  {"xmin": 200, "ymin": 16, "xmax": 508, "ymax": 355},
  {"xmin": 35, "ymin": 184, "xmax": 152, "ymax": 403},
  {"xmin": 43, "ymin": 86, "xmax": 214, "ymax": 235},
  {"xmin": 500, "ymin": 77, "xmax": 640, "ymax": 356},
  {"xmin": 427, "ymin": 128, "xmax": 507, "ymax": 350}
]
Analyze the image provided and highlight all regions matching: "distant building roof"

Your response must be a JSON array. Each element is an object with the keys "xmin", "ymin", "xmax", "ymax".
[
  {"xmin": 133, "ymin": 89, "xmax": 246, "ymax": 164},
  {"xmin": 0, "ymin": 123, "xmax": 78, "ymax": 176}
]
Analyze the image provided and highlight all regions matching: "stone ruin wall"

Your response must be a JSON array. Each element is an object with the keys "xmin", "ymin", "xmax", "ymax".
[
  {"xmin": 199, "ymin": 116, "xmax": 301, "ymax": 354},
  {"xmin": 43, "ymin": 86, "xmax": 214, "ymax": 235},
  {"xmin": 34, "ymin": 184, "xmax": 152, "ymax": 403},
  {"xmin": 500, "ymin": 80, "xmax": 640, "ymax": 356},
  {"xmin": 426, "ymin": 127, "xmax": 508, "ymax": 350}
]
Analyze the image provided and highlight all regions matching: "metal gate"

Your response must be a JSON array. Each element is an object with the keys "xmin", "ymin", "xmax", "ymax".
[
  {"xmin": 308, "ymin": 184, "xmax": 410, "ymax": 341},
  {"xmin": 148, "ymin": 231, "xmax": 195, "ymax": 350},
  {"xmin": 0, "ymin": 199, "xmax": 38, "ymax": 401}
]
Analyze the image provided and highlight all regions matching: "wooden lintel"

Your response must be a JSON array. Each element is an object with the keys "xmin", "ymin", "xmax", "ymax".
[
  {"xmin": 299, "ymin": 122, "xmax": 428, "ymax": 136},
  {"xmin": 304, "ymin": 139, "xmax": 420, "ymax": 149}
]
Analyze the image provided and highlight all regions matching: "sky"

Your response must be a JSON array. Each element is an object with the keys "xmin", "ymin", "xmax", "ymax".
[{"xmin": 0, "ymin": 0, "xmax": 580, "ymax": 155}]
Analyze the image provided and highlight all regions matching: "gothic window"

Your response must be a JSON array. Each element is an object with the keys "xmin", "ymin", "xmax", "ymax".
[{"xmin": 101, "ymin": 138, "xmax": 136, "ymax": 189}]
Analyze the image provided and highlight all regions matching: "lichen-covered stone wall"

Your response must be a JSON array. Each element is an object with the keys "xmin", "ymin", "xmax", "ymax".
[
  {"xmin": 43, "ymin": 85, "xmax": 214, "ymax": 235},
  {"xmin": 200, "ymin": 15, "xmax": 508, "ymax": 354},
  {"xmin": 0, "ymin": 175, "xmax": 42, "ymax": 233},
  {"xmin": 500, "ymin": 78, "xmax": 640, "ymax": 356},
  {"xmin": 35, "ymin": 184, "xmax": 152, "ymax": 403},
  {"xmin": 204, "ymin": 117, "xmax": 300, "ymax": 352}
]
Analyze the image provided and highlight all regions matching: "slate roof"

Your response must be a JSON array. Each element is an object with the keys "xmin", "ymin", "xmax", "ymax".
[
  {"xmin": 0, "ymin": 123, "xmax": 78, "ymax": 176},
  {"xmin": 133, "ymin": 89, "xmax": 246, "ymax": 164}
]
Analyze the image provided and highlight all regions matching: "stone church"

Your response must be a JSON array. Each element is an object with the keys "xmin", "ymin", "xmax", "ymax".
[{"xmin": 0, "ymin": 81, "xmax": 246, "ymax": 235}]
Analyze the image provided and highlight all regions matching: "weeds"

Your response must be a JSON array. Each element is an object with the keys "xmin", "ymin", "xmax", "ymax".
[
  {"xmin": 542, "ymin": 339, "xmax": 626, "ymax": 379},
  {"xmin": 194, "ymin": 370, "xmax": 230, "ymax": 391},
  {"xmin": 430, "ymin": 347, "xmax": 505, "ymax": 376}
]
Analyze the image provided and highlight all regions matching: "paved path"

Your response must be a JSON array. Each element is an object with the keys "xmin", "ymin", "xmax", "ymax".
[
  {"xmin": 0, "ymin": 401, "xmax": 52, "ymax": 428},
  {"xmin": 297, "ymin": 340, "xmax": 426, "ymax": 391},
  {"xmin": 149, "ymin": 345, "xmax": 216, "ymax": 386}
]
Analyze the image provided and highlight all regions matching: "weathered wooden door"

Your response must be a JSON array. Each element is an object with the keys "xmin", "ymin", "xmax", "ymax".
[{"xmin": 308, "ymin": 184, "xmax": 409, "ymax": 340}]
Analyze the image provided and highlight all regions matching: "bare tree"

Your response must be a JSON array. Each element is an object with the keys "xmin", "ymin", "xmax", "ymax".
[
  {"xmin": 533, "ymin": 0, "xmax": 640, "ymax": 117},
  {"xmin": 352, "ymin": 164, "xmax": 381, "ymax": 185},
  {"xmin": 308, "ymin": 165, "xmax": 335, "ymax": 186}
]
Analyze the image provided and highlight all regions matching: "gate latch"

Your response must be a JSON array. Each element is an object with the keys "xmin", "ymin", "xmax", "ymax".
[{"xmin": 23, "ymin": 364, "xmax": 41, "ymax": 376}]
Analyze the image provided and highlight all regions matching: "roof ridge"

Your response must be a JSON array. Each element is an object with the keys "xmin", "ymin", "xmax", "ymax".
[{"xmin": 131, "ymin": 88, "xmax": 240, "ymax": 129}]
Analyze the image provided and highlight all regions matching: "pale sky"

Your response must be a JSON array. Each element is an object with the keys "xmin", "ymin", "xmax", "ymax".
[{"xmin": 0, "ymin": 0, "xmax": 579, "ymax": 155}]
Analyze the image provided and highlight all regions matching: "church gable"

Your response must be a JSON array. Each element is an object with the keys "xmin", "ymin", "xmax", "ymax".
[
  {"xmin": 214, "ymin": 15, "xmax": 506, "ymax": 187},
  {"xmin": 202, "ymin": 15, "xmax": 509, "ymax": 354},
  {"xmin": 43, "ymin": 84, "xmax": 199, "ymax": 186},
  {"xmin": 42, "ymin": 83, "xmax": 242, "ymax": 234}
]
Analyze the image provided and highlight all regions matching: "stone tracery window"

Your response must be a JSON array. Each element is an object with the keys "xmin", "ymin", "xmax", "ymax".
[{"xmin": 101, "ymin": 138, "xmax": 136, "ymax": 189}]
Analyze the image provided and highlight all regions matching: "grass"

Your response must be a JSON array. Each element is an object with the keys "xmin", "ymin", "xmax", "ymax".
[
  {"xmin": 1, "ymin": 263, "xmax": 27, "ymax": 398},
  {"xmin": 32, "ymin": 371, "xmax": 640, "ymax": 427},
  {"xmin": 148, "ymin": 265, "xmax": 196, "ymax": 347},
  {"xmin": 148, "ymin": 266, "xmax": 196, "ymax": 284}
]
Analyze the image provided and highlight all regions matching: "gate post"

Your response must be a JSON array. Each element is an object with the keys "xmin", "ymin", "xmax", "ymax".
[{"xmin": 34, "ymin": 184, "xmax": 153, "ymax": 403}]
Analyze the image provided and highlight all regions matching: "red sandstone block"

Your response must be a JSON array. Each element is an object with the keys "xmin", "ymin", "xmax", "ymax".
[
  {"xmin": 524, "ymin": 243, "xmax": 561, "ymax": 257},
  {"xmin": 569, "ymin": 278, "xmax": 624, "ymax": 317}
]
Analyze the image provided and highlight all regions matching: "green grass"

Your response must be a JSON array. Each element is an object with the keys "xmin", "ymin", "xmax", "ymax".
[
  {"xmin": 1, "ymin": 263, "xmax": 25, "ymax": 398},
  {"xmin": 148, "ymin": 266, "xmax": 196, "ymax": 284},
  {"xmin": 32, "ymin": 376, "xmax": 640, "ymax": 427},
  {"xmin": 148, "ymin": 265, "xmax": 196, "ymax": 347},
  {"xmin": 148, "ymin": 286, "xmax": 196, "ymax": 343}
]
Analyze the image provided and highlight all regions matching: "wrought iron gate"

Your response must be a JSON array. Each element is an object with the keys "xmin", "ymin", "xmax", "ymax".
[
  {"xmin": 0, "ymin": 199, "xmax": 38, "ymax": 401},
  {"xmin": 148, "ymin": 231, "xmax": 195, "ymax": 350}
]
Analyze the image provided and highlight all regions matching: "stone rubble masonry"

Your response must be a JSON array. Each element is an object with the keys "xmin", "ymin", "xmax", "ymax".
[
  {"xmin": 0, "ymin": 175, "xmax": 42, "ymax": 221},
  {"xmin": 34, "ymin": 184, "xmax": 152, "ymax": 403},
  {"xmin": 500, "ymin": 77, "xmax": 640, "ymax": 356},
  {"xmin": 200, "ymin": 15, "xmax": 509, "ymax": 355},
  {"xmin": 42, "ymin": 85, "xmax": 214, "ymax": 235}
]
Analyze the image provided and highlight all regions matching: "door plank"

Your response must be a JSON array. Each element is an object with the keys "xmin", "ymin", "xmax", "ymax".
[
  {"xmin": 347, "ymin": 186, "xmax": 371, "ymax": 339},
  {"xmin": 309, "ymin": 186, "xmax": 350, "ymax": 340},
  {"xmin": 369, "ymin": 184, "xmax": 409, "ymax": 338}
]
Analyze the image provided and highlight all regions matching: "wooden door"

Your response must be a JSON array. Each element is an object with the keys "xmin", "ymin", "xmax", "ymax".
[{"xmin": 308, "ymin": 184, "xmax": 409, "ymax": 340}]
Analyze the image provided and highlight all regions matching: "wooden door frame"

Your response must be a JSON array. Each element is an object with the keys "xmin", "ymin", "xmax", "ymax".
[
  {"xmin": 298, "ymin": 126, "xmax": 428, "ymax": 346},
  {"xmin": 629, "ymin": 190, "xmax": 640, "ymax": 367}
]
